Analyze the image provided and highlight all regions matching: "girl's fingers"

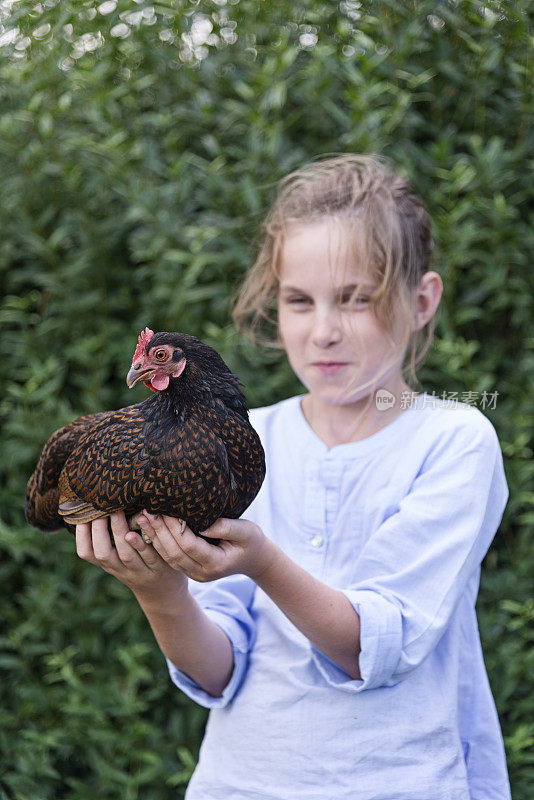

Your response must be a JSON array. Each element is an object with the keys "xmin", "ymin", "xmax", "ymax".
[
  {"xmin": 200, "ymin": 518, "xmax": 238, "ymax": 540},
  {"xmin": 76, "ymin": 517, "xmax": 122, "ymax": 572},
  {"xmin": 126, "ymin": 530, "xmax": 167, "ymax": 567},
  {"xmin": 76, "ymin": 522, "xmax": 96, "ymax": 562},
  {"xmin": 160, "ymin": 514, "xmax": 218, "ymax": 564},
  {"xmin": 151, "ymin": 533, "xmax": 200, "ymax": 575},
  {"xmin": 139, "ymin": 512, "xmax": 182, "ymax": 558},
  {"xmin": 140, "ymin": 512, "xmax": 208, "ymax": 571},
  {"xmin": 137, "ymin": 514, "xmax": 174, "ymax": 562},
  {"xmin": 77, "ymin": 514, "xmax": 164, "ymax": 569},
  {"xmin": 109, "ymin": 512, "xmax": 160, "ymax": 571},
  {"xmin": 199, "ymin": 518, "xmax": 255, "ymax": 544},
  {"xmin": 91, "ymin": 517, "xmax": 115, "ymax": 558}
]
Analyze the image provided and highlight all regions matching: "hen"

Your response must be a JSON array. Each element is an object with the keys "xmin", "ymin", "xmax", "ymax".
[{"xmin": 25, "ymin": 328, "xmax": 266, "ymax": 537}]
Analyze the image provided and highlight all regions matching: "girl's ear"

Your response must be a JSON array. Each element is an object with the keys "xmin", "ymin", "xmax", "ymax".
[{"xmin": 413, "ymin": 272, "xmax": 443, "ymax": 331}]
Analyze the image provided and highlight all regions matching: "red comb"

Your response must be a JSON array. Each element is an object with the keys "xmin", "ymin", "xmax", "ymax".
[{"xmin": 133, "ymin": 327, "xmax": 154, "ymax": 363}]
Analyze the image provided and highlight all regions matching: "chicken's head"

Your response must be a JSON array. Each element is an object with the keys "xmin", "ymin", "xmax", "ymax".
[{"xmin": 126, "ymin": 327, "xmax": 187, "ymax": 393}]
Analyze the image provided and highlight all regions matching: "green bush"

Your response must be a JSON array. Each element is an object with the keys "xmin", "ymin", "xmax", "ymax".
[{"xmin": 1, "ymin": 0, "xmax": 532, "ymax": 797}]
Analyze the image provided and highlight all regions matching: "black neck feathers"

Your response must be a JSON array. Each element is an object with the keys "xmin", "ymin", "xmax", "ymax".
[{"xmin": 143, "ymin": 332, "xmax": 249, "ymax": 421}]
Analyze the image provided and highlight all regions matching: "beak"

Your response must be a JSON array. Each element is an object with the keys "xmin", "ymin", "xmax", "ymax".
[{"xmin": 126, "ymin": 365, "xmax": 156, "ymax": 388}]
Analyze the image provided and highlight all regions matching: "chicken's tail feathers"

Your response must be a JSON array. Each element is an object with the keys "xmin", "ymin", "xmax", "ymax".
[{"xmin": 58, "ymin": 499, "xmax": 110, "ymax": 525}]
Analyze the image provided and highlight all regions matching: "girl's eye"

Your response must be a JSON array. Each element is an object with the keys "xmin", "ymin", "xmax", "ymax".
[
  {"xmin": 288, "ymin": 296, "xmax": 311, "ymax": 306},
  {"xmin": 154, "ymin": 349, "xmax": 167, "ymax": 361},
  {"xmin": 340, "ymin": 294, "xmax": 370, "ymax": 307}
]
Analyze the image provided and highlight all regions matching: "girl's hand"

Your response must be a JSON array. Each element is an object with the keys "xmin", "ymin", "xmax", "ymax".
[
  {"xmin": 75, "ymin": 511, "xmax": 188, "ymax": 599},
  {"xmin": 137, "ymin": 512, "xmax": 276, "ymax": 583}
]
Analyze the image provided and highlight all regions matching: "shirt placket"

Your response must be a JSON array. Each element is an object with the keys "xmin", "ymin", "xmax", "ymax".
[{"xmin": 301, "ymin": 454, "xmax": 341, "ymax": 578}]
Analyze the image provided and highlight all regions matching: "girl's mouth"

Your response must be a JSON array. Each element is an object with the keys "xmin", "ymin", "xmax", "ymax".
[{"xmin": 312, "ymin": 362, "xmax": 349, "ymax": 375}]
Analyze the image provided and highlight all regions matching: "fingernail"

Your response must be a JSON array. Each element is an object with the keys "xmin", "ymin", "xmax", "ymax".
[{"xmin": 138, "ymin": 516, "xmax": 147, "ymax": 526}]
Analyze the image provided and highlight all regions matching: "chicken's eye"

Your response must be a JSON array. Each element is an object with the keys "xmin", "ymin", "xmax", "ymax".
[{"xmin": 154, "ymin": 349, "xmax": 167, "ymax": 361}]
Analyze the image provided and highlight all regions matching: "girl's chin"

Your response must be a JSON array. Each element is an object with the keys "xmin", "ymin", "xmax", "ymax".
[
  {"xmin": 304, "ymin": 385, "xmax": 375, "ymax": 408},
  {"xmin": 297, "ymin": 368, "xmax": 380, "ymax": 407}
]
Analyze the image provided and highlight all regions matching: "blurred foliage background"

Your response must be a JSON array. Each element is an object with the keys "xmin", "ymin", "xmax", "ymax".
[{"xmin": 0, "ymin": 0, "xmax": 532, "ymax": 797}]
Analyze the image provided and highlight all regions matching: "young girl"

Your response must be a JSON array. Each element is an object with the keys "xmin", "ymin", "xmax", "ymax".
[{"xmin": 76, "ymin": 155, "xmax": 510, "ymax": 799}]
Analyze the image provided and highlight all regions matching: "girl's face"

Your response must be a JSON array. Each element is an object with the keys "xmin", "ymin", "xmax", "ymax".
[{"xmin": 277, "ymin": 221, "xmax": 408, "ymax": 411}]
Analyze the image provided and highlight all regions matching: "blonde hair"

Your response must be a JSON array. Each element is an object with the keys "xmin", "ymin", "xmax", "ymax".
[{"xmin": 233, "ymin": 153, "xmax": 436, "ymax": 387}]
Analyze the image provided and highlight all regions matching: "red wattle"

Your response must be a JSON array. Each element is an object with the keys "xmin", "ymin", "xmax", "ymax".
[{"xmin": 151, "ymin": 374, "xmax": 170, "ymax": 391}]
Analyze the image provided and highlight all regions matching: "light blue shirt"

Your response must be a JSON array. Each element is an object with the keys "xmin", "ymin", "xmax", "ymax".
[{"xmin": 167, "ymin": 394, "xmax": 510, "ymax": 800}]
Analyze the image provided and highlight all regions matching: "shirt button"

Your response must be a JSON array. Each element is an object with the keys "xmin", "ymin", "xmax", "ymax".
[{"xmin": 311, "ymin": 534, "xmax": 323, "ymax": 548}]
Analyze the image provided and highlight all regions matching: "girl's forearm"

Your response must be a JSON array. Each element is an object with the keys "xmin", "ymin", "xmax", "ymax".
[
  {"xmin": 253, "ymin": 541, "xmax": 362, "ymax": 680},
  {"xmin": 134, "ymin": 586, "xmax": 234, "ymax": 697}
]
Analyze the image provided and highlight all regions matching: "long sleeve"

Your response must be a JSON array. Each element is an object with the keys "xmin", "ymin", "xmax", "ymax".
[
  {"xmin": 167, "ymin": 573, "xmax": 256, "ymax": 708},
  {"xmin": 311, "ymin": 412, "xmax": 508, "ymax": 692}
]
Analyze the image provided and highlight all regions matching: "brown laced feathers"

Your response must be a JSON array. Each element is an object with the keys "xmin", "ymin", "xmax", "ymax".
[{"xmin": 25, "ymin": 330, "xmax": 265, "ymax": 536}]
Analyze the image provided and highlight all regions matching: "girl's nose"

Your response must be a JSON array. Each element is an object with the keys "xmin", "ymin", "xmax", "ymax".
[{"xmin": 311, "ymin": 311, "xmax": 342, "ymax": 348}]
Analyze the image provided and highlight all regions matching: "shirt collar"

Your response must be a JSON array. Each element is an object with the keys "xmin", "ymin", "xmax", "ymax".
[{"xmin": 288, "ymin": 393, "xmax": 426, "ymax": 459}]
